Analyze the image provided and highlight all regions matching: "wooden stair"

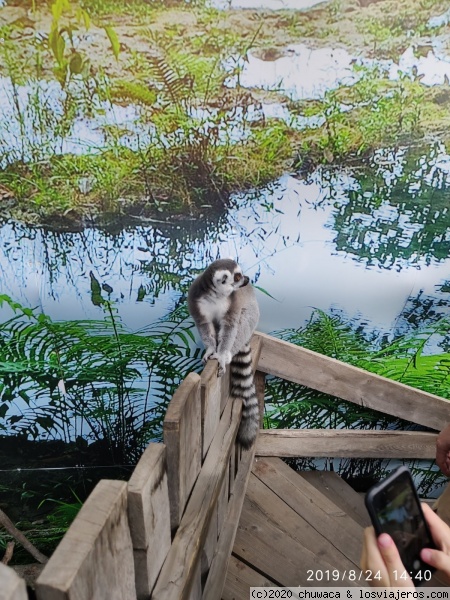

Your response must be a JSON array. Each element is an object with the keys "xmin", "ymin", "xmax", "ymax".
[{"xmin": 223, "ymin": 458, "xmax": 371, "ymax": 599}]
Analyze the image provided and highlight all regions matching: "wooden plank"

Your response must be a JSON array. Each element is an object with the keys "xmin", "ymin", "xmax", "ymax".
[
  {"xmin": 222, "ymin": 555, "xmax": 277, "ymax": 600},
  {"xmin": 189, "ymin": 562, "xmax": 202, "ymax": 600},
  {"xmin": 299, "ymin": 471, "xmax": 371, "ymax": 528},
  {"xmin": 201, "ymin": 361, "xmax": 223, "ymax": 460},
  {"xmin": 229, "ymin": 446, "xmax": 237, "ymax": 491},
  {"xmin": 164, "ymin": 372, "xmax": 202, "ymax": 531},
  {"xmin": 216, "ymin": 460, "xmax": 230, "ymax": 537},
  {"xmin": 252, "ymin": 458, "xmax": 363, "ymax": 567},
  {"xmin": 202, "ymin": 444, "xmax": 256, "ymax": 600},
  {"xmin": 152, "ymin": 398, "xmax": 242, "ymax": 600},
  {"xmin": 0, "ymin": 563, "xmax": 27, "ymax": 600},
  {"xmin": 250, "ymin": 335, "xmax": 262, "ymax": 372},
  {"xmin": 220, "ymin": 368, "xmax": 231, "ymax": 414},
  {"xmin": 247, "ymin": 469, "xmax": 359, "ymax": 570},
  {"xmin": 255, "ymin": 331, "xmax": 450, "ymax": 431},
  {"xmin": 36, "ymin": 480, "xmax": 136, "ymax": 600},
  {"xmin": 127, "ymin": 443, "xmax": 171, "ymax": 599},
  {"xmin": 201, "ymin": 503, "xmax": 218, "ymax": 585},
  {"xmin": 256, "ymin": 429, "xmax": 438, "ymax": 458},
  {"xmin": 233, "ymin": 492, "xmax": 359, "ymax": 587},
  {"xmin": 255, "ymin": 370, "xmax": 265, "ymax": 428}
]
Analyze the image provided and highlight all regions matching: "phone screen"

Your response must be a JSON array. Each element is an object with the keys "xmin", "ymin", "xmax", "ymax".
[{"xmin": 365, "ymin": 467, "xmax": 435, "ymax": 582}]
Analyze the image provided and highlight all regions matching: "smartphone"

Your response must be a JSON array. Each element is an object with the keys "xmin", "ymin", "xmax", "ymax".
[{"xmin": 365, "ymin": 466, "xmax": 435, "ymax": 585}]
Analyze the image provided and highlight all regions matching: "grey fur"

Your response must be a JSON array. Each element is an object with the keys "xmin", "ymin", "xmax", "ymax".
[{"xmin": 188, "ymin": 259, "xmax": 260, "ymax": 447}]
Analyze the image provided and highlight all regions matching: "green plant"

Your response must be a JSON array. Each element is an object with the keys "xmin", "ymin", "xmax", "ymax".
[
  {"xmin": 0, "ymin": 296, "xmax": 201, "ymax": 462},
  {"xmin": 298, "ymin": 65, "xmax": 425, "ymax": 164}
]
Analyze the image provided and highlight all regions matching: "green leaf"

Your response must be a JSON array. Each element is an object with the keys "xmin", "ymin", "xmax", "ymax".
[
  {"xmin": 104, "ymin": 26, "xmax": 120, "ymax": 60},
  {"xmin": 253, "ymin": 285, "xmax": 280, "ymax": 302},
  {"xmin": 69, "ymin": 53, "xmax": 83, "ymax": 75}
]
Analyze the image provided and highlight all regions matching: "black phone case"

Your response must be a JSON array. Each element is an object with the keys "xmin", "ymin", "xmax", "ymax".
[{"xmin": 365, "ymin": 466, "xmax": 435, "ymax": 584}]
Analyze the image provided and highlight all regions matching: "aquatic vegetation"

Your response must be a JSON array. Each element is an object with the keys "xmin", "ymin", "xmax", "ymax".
[
  {"xmin": 2, "ymin": 0, "xmax": 450, "ymax": 225},
  {"xmin": 297, "ymin": 65, "xmax": 427, "ymax": 164},
  {"xmin": 0, "ymin": 295, "xmax": 202, "ymax": 462}
]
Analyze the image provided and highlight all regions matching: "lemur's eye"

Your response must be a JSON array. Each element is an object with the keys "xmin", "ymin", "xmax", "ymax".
[{"xmin": 234, "ymin": 273, "xmax": 242, "ymax": 282}]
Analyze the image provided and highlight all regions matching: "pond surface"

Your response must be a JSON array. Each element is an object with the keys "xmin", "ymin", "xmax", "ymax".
[
  {"xmin": 1, "ymin": 142, "xmax": 449, "ymax": 339},
  {"xmin": 226, "ymin": 44, "xmax": 450, "ymax": 102}
]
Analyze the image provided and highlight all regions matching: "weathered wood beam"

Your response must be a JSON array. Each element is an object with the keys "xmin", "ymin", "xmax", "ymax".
[
  {"xmin": 256, "ymin": 429, "xmax": 438, "ymax": 458},
  {"xmin": 127, "ymin": 443, "xmax": 171, "ymax": 600},
  {"xmin": 35, "ymin": 480, "xmax": 136, "ymax": 600},
  {"xmin": 255, "ymin": 332, "xmax": 450, "ymax": 431},
  {"xmin": 164, "ymin": 372, "xmax": 202, "ymax": 532},
  {"xmin": 202, "ymin": 444, "xmax": 256, "ymax": 600},
  {"xmin": 152, "ymin": 397, "xmax": 242, "ymax": 600},
  {"xmin": 0, "ymin": 563, "xmax": 27, "ymax": 600}
]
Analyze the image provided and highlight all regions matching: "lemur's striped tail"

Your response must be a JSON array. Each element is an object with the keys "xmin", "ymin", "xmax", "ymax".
[{"xmin": 230, "ymin": 343, "xmax": 259, "ymax": 449}]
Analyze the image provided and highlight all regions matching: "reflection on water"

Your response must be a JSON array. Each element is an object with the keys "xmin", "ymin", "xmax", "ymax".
[
  {"xmin": 332, "ymin": 144, "xmax": 450, "ymax": 269},
  {"xmin": 390, "ymin": 47, "xmax": 450, "ymax": 86},
  {"xmin": 225, "ymin": 43, "xmax": 450, "ymax": 102},
  {"xmin": 1, "ymin": 143, "xmax": 449, "ymax": 339},
  {"xmin": 225, "ymin": 45, "xmax": 362, "ymax": 101},
  {"xmin": 0, "ymin": 77, "xmax": 152, "ymax": 166}
]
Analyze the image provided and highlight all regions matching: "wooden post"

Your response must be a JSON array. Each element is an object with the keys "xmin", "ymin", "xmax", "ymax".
[
  {"xmin": 201, "ymin": 362, "xmax": 223, "ymax": 460},
  {"xmin": 0, "ymin": 563, "xmax": 27, "ymax": 600},
  {"xmin": 202, "ymin": 444, "xmax": 256, "ymax": 600},
  {"xmin": 152, "ymin": 398, "xmax": 242, "ymax": 600},
  {"xmin": 164, "ymin": 373, "xmax": 202, "ymax": 532},
  {"xmin": 255, "ymin": 370, "xmax": 265, "ymax": 428},
  {"xmin": 36, "ymin": 480, "xmax": 136, "ymax": 600},
  {"xmin": 127, "ymin": 443, "xmax": 171, "ymax": 600}
]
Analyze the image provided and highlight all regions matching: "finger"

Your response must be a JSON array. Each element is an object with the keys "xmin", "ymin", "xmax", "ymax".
[
  {"xmin": 377, "ymin": 534, "xmax": 414, "ymax": 587},
  {"xmin": 361, "ymin": 528, "xmax": 391, "ymax": 587},
  {"xmin": 436, "ymin": 430, "xmax": 450, "ymax": 475},
  {"xmin": 420, "ymin": 547, "xmax": 450, "ymax": 583},
  {"xmin": 436, "ymin": 450, "xmax": 450, "ymax": 476},
  {"xmin": 422, "ymin": 504, "xmax": 450, "ymax": 550}
]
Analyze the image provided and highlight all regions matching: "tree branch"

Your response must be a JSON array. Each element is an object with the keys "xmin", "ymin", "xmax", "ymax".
[{"xmin": 0, "ymin": 508, "xmax": 48, "ymax": 564}]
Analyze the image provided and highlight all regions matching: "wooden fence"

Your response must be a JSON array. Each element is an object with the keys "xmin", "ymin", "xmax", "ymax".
[{"xmin": 1, "ymin": 331, "xmax": 449, "ymax": 600}]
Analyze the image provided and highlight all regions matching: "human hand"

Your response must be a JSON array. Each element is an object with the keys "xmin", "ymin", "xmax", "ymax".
[
  {"xmin": 360, "ymin": 527, "xmax": 414, "ymax": 588},
  {"xmin": 436, "ymin": 425, "xmax": 450, "ymax": 476},
  {"xmin": 419, "ymin": 503, "xmax": 450, "ymax": 584}
]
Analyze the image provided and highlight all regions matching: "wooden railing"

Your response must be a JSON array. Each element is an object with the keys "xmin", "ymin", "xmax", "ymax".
[{"xmin": 2, "ymin": 331, "xmax": 449, "ymax": 600}]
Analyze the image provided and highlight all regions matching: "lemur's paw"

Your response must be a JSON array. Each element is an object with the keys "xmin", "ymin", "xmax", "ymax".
[
  {"xmin": 211, "ymin": 351, "xmax": 232, "ymax": 377},
  {"xmin": 202, "ymin": 347, "xmax": 215, "ymax": 364}
]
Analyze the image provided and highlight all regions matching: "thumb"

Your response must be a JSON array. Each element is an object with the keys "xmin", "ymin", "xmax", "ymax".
[{"xmin": 377, "ymin": 534, "xmax": 413, "ymax": 587}]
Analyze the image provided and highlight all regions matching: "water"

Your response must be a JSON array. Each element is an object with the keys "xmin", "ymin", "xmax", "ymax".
[
  {"xmin": 1, "ymin": 15, "xmax": 450, "ymax": 451},
  {"xmin": 225, "ymin": 44, "xmax": 450, "ymax": 102},
  {"xmin": 1, "ymin": 143, "xmax": 449, "ymax": 339},
  {"xmin": 2, "ymin": 39, "xmax": 448, "ymax": 168},
  {"xmin": 428, "ymin": 8, "xmax": 450, "ymax": 29},
  {"xmin": 0, "ymin": 77, "xmax": 153, "ymax": 166}
]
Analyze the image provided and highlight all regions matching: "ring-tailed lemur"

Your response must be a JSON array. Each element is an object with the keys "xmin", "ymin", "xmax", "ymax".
[{"xmin": 188, "ymin": 259, "xmax": 260, "ymax": 448}]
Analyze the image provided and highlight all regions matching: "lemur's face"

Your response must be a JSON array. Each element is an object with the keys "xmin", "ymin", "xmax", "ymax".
[{"xmin": 210, "ymin": 260, "xmax": 249, "ymax": 297}]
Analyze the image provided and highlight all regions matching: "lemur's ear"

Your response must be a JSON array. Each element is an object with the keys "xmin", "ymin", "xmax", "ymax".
[{"xmin": 222, "ymin": 274, "xmax": 227, "ymax": 284}]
